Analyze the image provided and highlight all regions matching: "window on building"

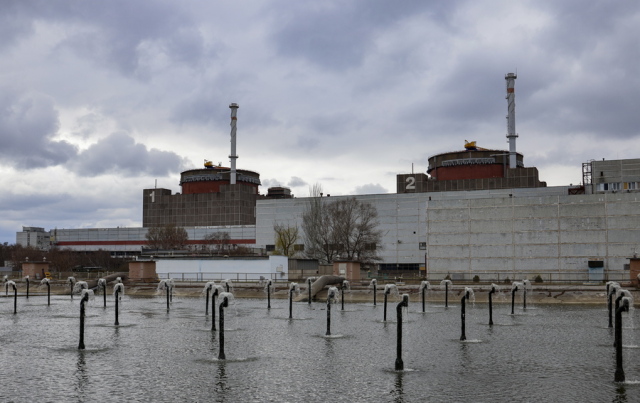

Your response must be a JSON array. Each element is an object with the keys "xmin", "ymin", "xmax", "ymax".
[
  {"xmin": 419, "ymin": 242, "xmax": 427, "ymax": 250},
  {"xmin": 266, "ymin": 245, "xmax": 275, "ymax": 252},
  {"xmin": 294, "ymin": 244, "xmax": 304, "ymax": 251},
  {"xmin": 364, "ymin": 243, "xmax": 376, "ymax": 251}
]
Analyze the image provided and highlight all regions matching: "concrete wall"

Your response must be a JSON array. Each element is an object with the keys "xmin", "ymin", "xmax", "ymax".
[
  {"xmin": 155, "ymin": 255, "xmax": 288, "ymax": 281},
  {"xmin": 425, "ymin": 193, "xmax": 640, "ymax": 280},
  {"xmin": 257, "ymin": 187, "xmax": 569, "ymax": 267}
]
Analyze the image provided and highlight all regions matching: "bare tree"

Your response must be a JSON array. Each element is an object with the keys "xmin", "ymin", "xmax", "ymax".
[
  {"xmin": 273, "ymin": 222, "xmax": 299, "ymax": 257},
  {"xmin": 145, "ymin": 224, "xmax": 189, "ymax": 250},
  {"xmin": 302, "ymin": 196, "xmax": 382, "ymax": 265},
  {"xmin": 204, "ymin": 231, "xmax": 231, "ymax": 255}
]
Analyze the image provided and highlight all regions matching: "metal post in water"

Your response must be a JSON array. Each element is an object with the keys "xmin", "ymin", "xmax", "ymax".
[
  {"xmin": 267, "ymin": 280, "xmax": 271, "ymax": 309},
  {"xmin": 615, "ymin": 298, "xmax": 630, "ymax": 382},
  {"xmin": 218, "ymin": 296, "xmax": 229, "ymax": 360},
  {"xmin": 460, "ymin": 290, "xmax": 469, "ymax": 341},
  {"xmin": 308, "ymin": 278, "xmax": 313, "ymax": 305},
  {"xmin": 489, "ymin": 285, "xmax": 496, "ymax": 326},
  {"xmin": 102, "ymin": 280, "xmax": 107, "ymax": 308},
  {"xmin": 326, "ymin": 289, "xmax": 335, "ymax": 336},
  {"xmin": 445, "ymin": 282, "xmax": 449, "ymax": 308},
  {"xmin": 289, "ymin": 287, "xmax": 294, "ymax": 319},
  {"xmin": 78, "ymin": 291, "xmax": 89, "ymax": 350},
  {"xmin": 46, "ymin": 280, "xmax": 50, "ymax": 306},
  {"xmin": 26, "ymin": 277, "xmax": 29, "ymax": 299},
  {"xmin": 384, "ymin": 290, "xmax": 389, "ymax": 322},
  {"xmin": 511, "ymin": 286, "xmax": 518, "ymax": 315},
  {"xmin": 614, "ymin": 293, "xmax": 626, "ymax": 348},
  {"xmin": 422, "ymin": 286, "xmax": 426, "ymax": 313},
  {"xmin": 212, "ymin": 288, "xmax": 219, "ymax": 331},
  {"xmin": 341, "ymin": 286, "xmax": 345, "ymax": 311},
  {"xmin": 373, "ymin": 282, "xmax": 377, "ymax": 306},
  {"xmin": 166, "ymin": 285, "xmax": 170, "ymax": 312},
  {"xmin": 608, "ymin": 285, "xmax": 618, "ymax": 328},
  {"xmin": 206, "ymin": 287, "xmax": 210, "ymax": 316},
  {"xmin": 395, "ymin": 294, "xmax": 409, "ymax": 371},
  {"xmin": 114, "ymin": 287, "xmax": 120, "ymax": 326},
  {"xmin": 12, "ymin": 283, "xmax": 17, "ymax": 314}
]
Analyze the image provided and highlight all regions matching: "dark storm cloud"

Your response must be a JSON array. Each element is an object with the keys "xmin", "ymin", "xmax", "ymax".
[
  {"xmin": 0, "ymin": 90, "xmax": 77, "ymax": 169},
  {"xmin": 270, "ymin": 1, "xmax": 456, "ymax": 70},
  {"xmin": 71, "ymin": 132, "xmax": 186, "ymax": 177}
]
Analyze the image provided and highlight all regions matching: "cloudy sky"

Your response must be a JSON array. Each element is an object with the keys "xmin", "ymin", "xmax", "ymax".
[{"xmin": 1, "ymin": 0, "xmax": 639, "ymax": 244}]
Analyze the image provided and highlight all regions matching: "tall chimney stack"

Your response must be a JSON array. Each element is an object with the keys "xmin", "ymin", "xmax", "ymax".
[
  {"xmin": 229, "ymin": 103, "xmax": 239, "ymax": 185},
  {"xmin": 505, "ymin": 73, "xmax": 518, "ymax": 169}
]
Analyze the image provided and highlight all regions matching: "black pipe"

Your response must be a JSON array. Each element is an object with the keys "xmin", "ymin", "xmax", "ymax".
[
  {"xmin": 70, "ymin": 279, "xmax": 74, "ymax": 300},
  {"xmin": 26, "ymin": 277, "xmax": 29, "ymax": 299},
  {"xmin": 166, "ymin": 285, "xmax": 170, "ymax": 312},
  {"xmin": 114, "ymin": 287, "xmax": 120, "ymax": 326},
  {"xmin": 373, "ymin": 283, "xmax": 377, "ymax": 306},
  {"xmin": 384, "ymin": 289, "xmax": 389, "ymax": 322},
  {"xmin": 289, "ymin": 287, "xmax": 294, "ymax": 319},
  {"xmin": 489, "ymin": 286, "xmax": 495, "ymax": 326},
  {"xmin": 218, "ymin": 296, "xmax": 229, "ymax": 360},
  {"xmin": 46, "ymin": 281, "xmax": 50, "ymax": 306},
  {"xmin": 308, "ymin": 278, "xmax": 312, "ymax": 305},
  {"xmin": 212, "ymin": 288, "xmax": 219, "ymax": 331},
  {"xmin": 78, "ymin": 292, "xmax": 89, "ymax": 350},
  {"xmin": 614, "ymin": 294, "xmax": 624, "ymax": 347},
  {"xmin": 267, "ymin": 281, "xmax": 271, "ymax": 309},
  {"xmin": 326, "ymin": 290, "xmax": 334, "ymax": 336},
  {"xmin": 615, "ymin": 299, "xmax": 630, "ymax": 382},
  {"xmin": 102, "ymin": 280, "xmax": 107, "ymax": 308},
  {"xmin": 421, "ymin": 285, "xmax": 426, "ymax": 313},
  {"xmin": 608, "ymin": 287, "xmax": 617, "ymax": 328},
  {"xmin": 395, "ymin": 294, "xmax": 409, "ymax": 370},
  {"xmin": 445, "ymin": 282, "xmax": 449, "ymax": 308},
  {"xmin": 225, "ymin": 281, "xmax": 230, "ymax": 293},
  {"xmin": 206, "ymin": 286, "xmax": 210, "ymax": 316},
  {"xmin": 341, "ymin": 286, "xmax": 345, "ymax": 311},
  {"xmin": 12, "ymin": 284, "xmax": 17, "ymax": 314},
  {"xmin": 460, "ymin": 290, "xmax": 469, "ymax": 341},
  {"xmin": 523, "ymin": 286, "xmax": 527, "ymax": 310},
  {"xmin": 511, "ymin": 286, "xmax": 518, "ymax": 315}
]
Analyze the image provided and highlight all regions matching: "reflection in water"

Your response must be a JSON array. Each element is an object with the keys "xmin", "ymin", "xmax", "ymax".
[
  {"xmin": 613, "ymin": 384, "xmax": 627, "ymax": 402},
  {"xmin": 215, "ymin": 361, "xmax": 228, "ymax": 396},
  {"xmin": 391, "ymin": 370, "xmax": 404, "ymax": 403},
  {"xmin": 75, "ymin": 351, "xmax": 88, "ymax": 402}
]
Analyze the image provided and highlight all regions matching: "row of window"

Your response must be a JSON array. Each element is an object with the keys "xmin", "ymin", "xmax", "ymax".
[
  {"xmin": 596, "ymin": 182, "xmax": 639, "ymax": 191},
  {"xmin": 265, "ymin": 244, "xmax": 376, "ymax": 252}
]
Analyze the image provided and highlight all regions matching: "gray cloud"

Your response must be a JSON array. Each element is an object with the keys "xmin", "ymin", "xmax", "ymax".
[
  {"xmin": 270, "ymin": 1, "xmax": 455, "ymax": 70},
  {"xmin": 0, "ymin": 90, "xmax": 77, "ymax": 169},
  {"xmin": 352, "ymin": 183, "xmax": 388, "ymax": 195},
  {"xmin": 287, "ymin": 176, "xmax": 307, "ymax": 188},
  {"xmin": 71, "ymin": 132, "xmax": 187, "ymax": 177}
]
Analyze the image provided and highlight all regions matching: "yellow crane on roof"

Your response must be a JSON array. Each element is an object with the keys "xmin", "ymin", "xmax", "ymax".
[{"xmin": 465, "ymin": 140, "xmax": 488, "ymax": 151}]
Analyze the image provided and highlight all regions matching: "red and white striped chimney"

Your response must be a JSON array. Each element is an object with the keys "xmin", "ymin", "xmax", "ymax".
[
  {"xmin": 229, "ymin": 103, "xmax": 239, "ymax": 185},
  {"xmin": 505, "ymin": 73, "xmax": 518, "ymax": 169}
]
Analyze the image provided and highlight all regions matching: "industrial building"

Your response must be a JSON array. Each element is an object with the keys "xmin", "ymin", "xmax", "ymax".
[{"xmin": 16, "ymin": 75, "xmax": 640, "ymax": 282}]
